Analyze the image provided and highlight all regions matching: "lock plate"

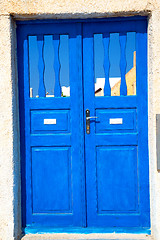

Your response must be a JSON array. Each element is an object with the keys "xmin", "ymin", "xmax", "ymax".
[{"xmin": 86, "ymin": 109, "xmax": 90, "ymax": 134}]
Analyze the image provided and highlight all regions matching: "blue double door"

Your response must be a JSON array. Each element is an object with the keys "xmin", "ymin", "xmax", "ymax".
[{"xmin": 17, "ymin": 18, "xmax": 150, "ymax": 230}]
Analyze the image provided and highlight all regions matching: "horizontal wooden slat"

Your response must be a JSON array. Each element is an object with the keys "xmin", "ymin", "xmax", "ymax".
[
  {"xmin": 31, "ymin": 214, "xmax": 73, "ymax": 227},
  {"xmin": 95, "ymin": 133, "xmax": 138, "ymax": 146},
  {"xmin": 83, "ymin": 20, "xmax": 147, "ymax": 35},
  {"xmin": 95, "ymin": 96, "xmax": 137, "ymax": 109},
  {"xmin": 19, "ymin": 23, "xmax": 77, "ymax": 38},
  {"xmin": 30, "ymin": 97, "xmax": 71, "ymax": 110},
  {"xmin": 30, "ymin": 134, "xmax": 71, "ymax": 146}
]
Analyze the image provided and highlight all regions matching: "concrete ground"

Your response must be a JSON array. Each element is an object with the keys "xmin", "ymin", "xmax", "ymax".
[{"xmin": 21, "ymin": 233, "xmax": 153, "ymax": 240}]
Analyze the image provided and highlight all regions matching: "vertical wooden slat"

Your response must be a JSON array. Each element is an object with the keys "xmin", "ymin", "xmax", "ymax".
[
  {"xmin": 119, "ymin": 33, "xmax": 127, "ymax": 96},
  {"xmin": 103, "ymin": 33, "xmax": 111, "ymax": 96},
  {"xmin": 37, "ymin": 35, "xmax": 46, "ymax": 97},
  {"xmin": 24, "ymin": 37, "xmax": 32, "ymax": 224},
  {"xmin": 53, "ymin": 34, "xmax": 61, "ymax": 97},
  {"xmin": 83, "ymin": 27, "xmax": 97, "ymax": 225}
]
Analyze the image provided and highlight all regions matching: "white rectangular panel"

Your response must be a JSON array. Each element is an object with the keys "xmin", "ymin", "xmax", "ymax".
[
  {"xmin": 109, "ymin": 118, "xmax": 123, "ymax": 125},
  {"xmin": 44, "ymin": 119, "xmax": 56, "ymax": 125}
]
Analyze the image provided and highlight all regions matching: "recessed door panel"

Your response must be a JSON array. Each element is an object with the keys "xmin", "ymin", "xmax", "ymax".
[
  {"xmin": 96, "ymin": 146, "xmax": 138, "ymax": 213},
  {"xmin": 95, "ymin": 109, "xmax": 136, "ymax": 132},
  {"xmin": 32, "ymin": 147, "xmax": 72, "ymax": 214},
  {"xmin": 31, "ymin": 110, "xmax": 70, "ymax": 133}
]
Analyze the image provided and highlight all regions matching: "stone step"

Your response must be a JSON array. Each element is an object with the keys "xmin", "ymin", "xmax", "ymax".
[{"xmin": 21, "ymin": 234, "xmax": 153, "ymax": 240}]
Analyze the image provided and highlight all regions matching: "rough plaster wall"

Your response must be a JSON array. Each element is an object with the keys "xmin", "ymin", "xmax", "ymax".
[
  {"xmin": 0, "ymin": 15, "xmax": 21, "ymax": 240},
  {"xmin": 0, "ymin": 16, "xmax": 15, "ymax": 240},
  {"xmin": 10, "ymin": 17, "xmax": 22, "ymax": 240},
  {"xmin": 0, "ymin": 0, "xmax": 158, "ymax": 17},
  {"xmin": 0, "ymin": 1, "xmax": 160, "ymax": 240},
  {"xmin": 148, "ymin": 10, "xmax": 160, "ymax": 240}
]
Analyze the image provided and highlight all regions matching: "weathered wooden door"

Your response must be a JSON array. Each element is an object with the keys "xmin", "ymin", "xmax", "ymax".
[{"xmin": 17, "ymin": 18, "xmax": 150, "ymax": 231}]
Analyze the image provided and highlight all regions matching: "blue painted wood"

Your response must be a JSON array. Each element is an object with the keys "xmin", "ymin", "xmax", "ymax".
[
  {"xmin": 83, "ymin": 26, "xmax": 97, "ymax": 228},
  {"xmin": 37, "ymin": 35, "xmax": 46, "ymax": 97},
  {"xmin": 17, "ymin": 16, "xmax": 147, "ymax": 25},
  {"xmin": 69, "ymin": 23, "xmax": 85, "ymax": 227},
  {"xmin": 82, "ymin": 21, "xmax": 145, "ymax": 36},
  {"xmin": 30, "ymin": 97, "xmax": 71, "ymax": 109},
  {"xmin": 103, "ymin": 33, "xmax": 111, "ymax": 96},
  {"xmin": 97, "ymin": 146, "xmax": 138, "ymax": 212},
  {"xmin": 53, "ymin": 35, "xmax": 61, "ymax": 97},
  {"xmin": 17, "ymin": 22, "xmax": 84, "ymax": 229},
  {"xmin": 136, "ymin": 22, "xmax": 150, "ymax": 227},
  {"xmin": 96, "ymin": 109, "xmax": 136, "ymax": 132},
  {"xmin": 95, "ymin": 95, "xmax": 137, "ymax": 108},
  {"xmin": 30, "ymin": 134, "xmax": 71, "ymax": 147},
  {"xmin": 83, "ymin": 20, "xmax": 150, "ymax": 228},
  {"xmin": 32, "ymin": 147, "xmax": 72, "ymax": 213},
  {"xmin": 17, "ymin": 26, "xmax": 27, "ymax": 227},
  {"xmin": 24, "ymin": 226, "xmax": 151, "ymax": 234},
  {"xmin": 75, "ymin": 24, "xmax": 87, "ymax": 227},
  {"xmin": 95, "ymin": 133, "xmax": 138, "ymax": 146},
  {"xmin": 119, "ymin": 32, "xmax": 127, "ymax": 95},
  {"xmin": 23, "ymin": 37, "xmax": 32, "ymax": 225},
  {"xmin": 17, "ymin": 18, "xmax": 150, "ymax": 231},
  {"xmin": 31, "ymin": 110, "xmax": 70, "ymax": 133}
]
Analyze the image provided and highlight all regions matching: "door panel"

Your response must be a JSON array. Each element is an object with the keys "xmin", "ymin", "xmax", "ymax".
[
  {"xmin": 32, "ymin": 147, "xmax": 71, "ymax": 213},
  {"xmin": 95, "ymin": 109, "xmax": 136, "ymax": 132},
  {"xmin": 96, "ymin": 146, "xmax": 138, "ymax": 212},
  {"xmin": 31, "ymin": 110, "xmax": 70, "ymax": 133},
  {"xmin": 17, "ymin": 22, "xmax": 84, "ymax": 227},
  {"xmin": 83, "ymin": 20, "xmax": 150, "ymax": 228}
]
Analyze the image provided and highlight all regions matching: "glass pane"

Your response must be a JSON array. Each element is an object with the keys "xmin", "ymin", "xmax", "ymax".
[
  {"xmin": 28, "ymin": 34, "xmax": 70, "ymax": 98},
  {"xmin": 59, "ymin": 35, "xmax": 70, "ymax": 97},
  {"xmin": 94, "ymin": 34, "xmax": 105, "ymax": 96},
  {"xmin": 126, "ymin": 32, "xmax": 136, "ymax": 96},
  {"xmin": 44, "ymin": 35, "xmax": 54, "ymax": 97},
  {"xmin": 94, "ymin": 33, "xmax": 121, "ymax": 97},
  {"xmin": 94, "ymin": 32, "xmax": 136, "ymax": 97},
  {"xmin": 44, "ymin": 35, "xmax": 70, "ymax": 97},
  {"xmin": 109, "ymin": 33, "xmax": 121, "ymax": 96},
  {"xmin": 28, "ymin": 36, "xmax": 39, "ymax": 98}
]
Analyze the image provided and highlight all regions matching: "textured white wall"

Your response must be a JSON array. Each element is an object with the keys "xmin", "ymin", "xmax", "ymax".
[
  {"xmin": 148, "ymin": 10, "xmax": 160, "ymax": 240},
  {"xmin": 0, "ymin": 1, "xmax": 160, "ymax": 240},
  {"xmin": 0, "ymin": 16, "xmax": 21, "ymax": 240}
]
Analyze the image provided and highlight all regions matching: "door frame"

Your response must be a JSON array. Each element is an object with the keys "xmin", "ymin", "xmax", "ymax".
[{"xmin": 17, "ymin": 16, "xmax": 150, "ymax": 234}]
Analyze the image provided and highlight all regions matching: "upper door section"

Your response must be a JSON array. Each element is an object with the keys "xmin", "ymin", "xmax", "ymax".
[
  {"xmin": 83, "ymin": 19, "xmax": 147, "ymax": 98},
  {"xmin": 28, "ymin": 34, "xmax": 70, "ymax": 98},
  {"xmin": 17, "ymin": 22, "xmax": 81, "ymax": 99}
]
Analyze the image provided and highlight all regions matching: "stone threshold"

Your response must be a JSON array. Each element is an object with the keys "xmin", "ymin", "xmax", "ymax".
[{"xmin": 21, "ymin": 233, "xmax": 153, "ymax": 240}]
